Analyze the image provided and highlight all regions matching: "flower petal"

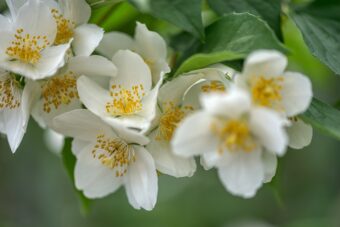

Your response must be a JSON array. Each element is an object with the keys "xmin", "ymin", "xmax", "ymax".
[
  {"xmin": 243, "ymin": 50, "xmax": 287, "ymax": 79},
  {"xmin": 53, "ymin": 109, "xmax": 115, "ymax": 141},
  {"xmin": 217, "ymin": 148, "xmax": 264, "ymax": 198},
  {"xmin": 124, "ymin": 145, "xmax": 158, "ymax": 211},
  {"xmin": 60, "ymin": 0, "xmax": 91, "ymax": 25},
  {"xmin": 96, "ymin": 32, "xmax": 134, "ymax": 59},
  {"xmin": 72, "ymin": 138, "xmax": 91, "ymax": 156},
  {"xmin": 73, "ymin": 24, "xmax": 104, "ymax": 56},
  {"xmin": 281, "ymin": 72, "xmax": 313, "ymax": 117},
  {"xmin": 6, "ymin": 0, "xmax": 26, "ymax": 18},
  {"xmin": 287, "ymin": 118, "xmax": 313, "ymax": 149},
  {"xmin": 0, "ymin": 14, "xmax": 11, "ymax": 31},
  {"xmin": 249, "ymin": 107, "xmax": 288, "ymax": 156},
  {"xmin": 171, "ymin": 111, "xmax": 219, "ymax": 158},
  {"xmin": 262, "ymin": 152, "xmax": 277, "ymax": 183}
]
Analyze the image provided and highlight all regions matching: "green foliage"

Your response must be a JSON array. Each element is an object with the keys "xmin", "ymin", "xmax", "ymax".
[
  {"xmin": 302, "ymin": 99, "xmax": 340, "ymax": 141},
  {"xmin": 292, "ymin": 0, "xmax": 340, "ymax": 75},
  {"xmin": 62, "ymin": 138, "xmax": 92, "ymax": 215},
  {"xmin": 149, "ymin": 0, "xmax": 204, "ymax": 40},
  {"xmin": 175, "ymin": 13, "xmax": 286, "ymax": 76},
  {"xmin": 207, "ymin": 0, "xmax": 282, "ymax": 39}
]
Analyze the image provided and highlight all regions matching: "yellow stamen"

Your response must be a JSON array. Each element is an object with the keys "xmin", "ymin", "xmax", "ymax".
[
  {"xmin": 92, "ymin": 134, "xmax": 136, "ymax": 177},
  {"xmin": 6, "ymin": 28, "xmax": 49, "ymax": 64},
  {"xmin": 51, "ymin": 9, "xmax": 75, "ymax": 45},
  {"xmin": 201, "ymin": 81, "xmax": 226, "ymax": 93},
  {"xmin": 0, "ymin": 76, "xmax": 21, "ymax": 110},
  {"xmin": 41, "ymin": 72, "xmax": 78, "ymax": 113}
]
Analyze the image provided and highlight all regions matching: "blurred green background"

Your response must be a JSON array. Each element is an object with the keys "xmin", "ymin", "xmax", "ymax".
[{"xmin": 1, "ymin": 1, "xmax": 340, "ymax": 227}]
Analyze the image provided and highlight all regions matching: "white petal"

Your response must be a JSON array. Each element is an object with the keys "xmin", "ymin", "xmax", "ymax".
[
  {"xmin": 72, "ymin": 138, "xmax": 91, "ymax": 156},
  {"xmin": 262, "ymin": 152, "xmax": 277, "ymax": 183},
  {"xmin": 281, "ymin": 72, "xmax": 313, "ymax": 117},
  {"xmin": 250, "ymin": 108, "xmax": 288, "ymax": 156},
  {"xmin": 73, "ymin": 24, "xmax": 104, "ymax": 57},
  {"xmin": 60, "ymin": 0, "xmax": 91, "ymax": 25},
  {"xmin": 14, "ymin": 0, "xmax": 56, "ymax": 44},
  {"xmin": 0, "ymin": 14, "xmax": 11, "ymax": 31},
  {"xmin": 111, "ymin": 50, "xmax": 152, "ymax": 92},
  {"xmin": 124, "ymin": 146, "xmax": 158, "ymax": 211},
  {"xmin": 171, "ymin": 111, "xmax": 219, "ymax": 158},
  {"xmin": 0, "ymin": 32, "xmax": 12, "ymax": 61},
  {"xmin": 53, "ymin": 109, "xmax": 115, "ymax": 141},
  {"xmin": 6, "ymin": 0, "xmax": 26, "ymax": 18},
  {"xmin": 104, "ymin": 115, "xmax": 151, "ymax": 133},
  {"xmin": 217, "ymin": 148, "xmax": 264, "ymax": 198},
  {"xmin": 200, "ymin": 87, "xmax": 251, "ymax": 118},
  {"xmin": 96, "ymin": 32, "xmax": 134, "ymax": 59},
  {"xmin": 75, "ymin": 144, "xmax": 123, "ymax": 198},
  {"xmin": 67, "ymin": 55, "xmax": 117, "ymax": 77},
  {"xmin": 147, "ymin": 131, "xmax": 197, "ymax": 177},
  {"xmin": 44, "ymin": 129, "xmax": 64, "ymax": 154},
  {"xmin": 287, "ymin": 118, "xmax": 313, "ymax": 149},
  {"xmin": 77, "ymin": 75, "xmax": 112, "ymax": 117},
  {"xmin": 243, "ymin": 50, "xmax": 287, "ymax": 79}
]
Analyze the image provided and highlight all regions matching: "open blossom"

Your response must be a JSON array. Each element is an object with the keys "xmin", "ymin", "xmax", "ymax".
[
  {"xmin": 0, "ymin": 69, "xmax": 40, "ymax": 152},
  {"xmin": 32, "ymin": 55, "xmax": 116, "ymax": 128},
  {"xmin": 235, "ymin": 50, "xmax": 313, "ymax": 149},
  {"xmin": 53, "ymin": 109, "xmax": 158, "ymax": 210},
  {"xmin": 0, "ymin": 0, "xmax": 71, "ymax": 79},
  {"xmin": 77, "ymin": 50, "xmax": 162, "ymax": 132},
  {"xmin": 172, "ymin": 87, "xmax": 288, "ymax": 198},
  {"xmin": 96, "ymin": 22, "xmax": 170, "ymax": 84},
  {"xmin": 146, "ymin": 67, "xmax": 230, "ymax": 177}
]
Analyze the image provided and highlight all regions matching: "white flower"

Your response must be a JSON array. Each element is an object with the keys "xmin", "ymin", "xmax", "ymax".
[
  {"xmin": 32, "ymin": 55, "xmax": 116, "ymax": 128},
  {"xmin": 146, "ymin": 67, "xmax": 229, "ymax": 177},
  {"xmin": 6, "ymin": 0, "xmax": 104, "ymax": 57},
  {"xmin": 0, "ymin": 70, "xmax": 40, "ymax": 152},
  {"xmin": 171, "ymin": 87, "xmax": 288, "ymax": 198},
  {"xmin": 53, "ymin": 109, "xmax": 158, "ymax": 211},
  {"xmin": 0, "ymin": 0, "xmax": 71, "ymax": 79},
  {"xmin": 235, "ymin": 50, "xmax": 313, "ymax": 148},
  {"xmin": 77, "ymin": 50, "xmax": 162, "ymax": 132},
  {"xmin": 96, "ymin": 22, "xmax": 170, "ymax": 84}
]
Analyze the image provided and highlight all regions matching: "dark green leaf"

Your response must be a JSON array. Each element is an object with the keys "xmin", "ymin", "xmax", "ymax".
[
  {"xmin": 292, "ymin": 0, "xmax": 340, "ymax": 75},
  {"xmin": 62, "ymin": 138, "xmax": 92, "ymax": 215},
  {"xmin": 207, "ymin": 0, "xmax": 282, "ymax": 39},
  {"xmin": 149, "ymin": 0, "xmax": 204, "ymax": 40},
  {"xmin": 301, "ymin": 98, "xmax": 340, "ymax": 140},
  {"xmin": 175, "ymin": 13, "xmax": 286, "ymax": 75}
]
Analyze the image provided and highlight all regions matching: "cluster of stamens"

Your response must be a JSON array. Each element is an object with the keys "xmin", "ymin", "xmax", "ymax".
[
  {"xmin": 0, "ymin": 76, "xmax": 21, "ymax": 110},
  {"xmin": 156, "ymin": 102, "xmax": 193, "ymax": 141},
  {"xmin": 211, "ymin": 119, "xmax": 256, "ymax": 153},
  {"xmin": 106, "ymin": 84, "xmax": 145, "ymax": 116},
  {"xmin": 41, "ymin": 72, "xmax": 78, "ymax": 113},
  {"xmin": 6, "ymin": 29, "xmax": 49, "ymax": 64},
  {"xmin": 92, "ymin": 134, "xmax": 136, "ymax": 177},
  {"xmin": 51, "ymin": 9, "xmax": 75, "ymax": 45},
  {"xmin": 251, "ymin": 76, "xmax": 284, "ymax": 109},
  {"xmin": 201, "ymin": 81, "xmax": 226, "ymax": 93}
]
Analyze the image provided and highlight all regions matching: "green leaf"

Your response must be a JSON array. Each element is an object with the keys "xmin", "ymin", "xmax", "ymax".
[
  {"xmin": 174, "ymin": 13, "xmax": 286, "ymax": 76},
  {"xmin": 149, "ymin": 0, "xmax": 204, "ymax": 40},
  {"xmin": 207, "ymin": 0, "xmax": 282, "ymax": 39},
  {"xmin": 62, "ymin": 138, "xmax": 92, "ymax": 215},
  {"xmin": 301, "ymin": 98, "xmax": 340, "ymax": 141},
  {"xmin": 292, "ymin": 0, "xmax": 340, "ymax": 75}
]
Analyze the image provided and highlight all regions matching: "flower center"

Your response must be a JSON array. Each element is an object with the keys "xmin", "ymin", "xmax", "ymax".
[
  {"xmin": 201, "ymin": 81, "xmax": 226, "ymax": 93},
  {"xmin": 251, "ymin": 76, "xmax": 283, "ymax": 109},
  {"xmin": 92, "ymin": 134, "xmax": 136, "ymax": 177},
  {"xmin": 211, "ymin": 119, "xmax": 256, "ymax": 153},
  {"xmin": 51, "ymin": 9, "xmax": 75, "ymax": 45},
  {"xmin": 156, "ymin": 102, "xmax": 193, "ymax": 141},
  {"xmin": 0, "ymin": 76, "xmax": 21, "ymax": 110},
  {"xmin": 6, "ymin": 29, "xmax": 49, "ymax": 64},
  {"xmin": 105, "ymin": 84, "xmax": 145, "ymax": 116},
  {"xmin": 41, "ymin": 72, "xmax": 78, "ymax": 113}
]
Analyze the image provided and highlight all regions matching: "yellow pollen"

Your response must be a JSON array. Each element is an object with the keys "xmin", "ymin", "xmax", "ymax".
[
  {"xmin": 6, "ymin": 28, "xmax": 49, "ymax": 64},
  {"xmin": 156, "ymin": 102, "xmax": 193, "ymax": 141},
  {"xmin": 92, "ymin": 134, "xmax": 136, "ymax": 177},
  {"xmin": 201, "ymin": 81, "xmax": 226, "ymax": 93},
  {"xmin": 251, "ymin": 76, "xmax": 284, "ymax": 109},
  {"xmin": 106, "ymin": 84, "xmax": 145, "ymax": 116},
  {"xmin": 51, "ymin": 9, "xmax": 75, "ymax": 45},
  {"xmin": 0, "ymin": 76, "xmax": 21, "ymax": 110},
  {"xmin": 211, "ymin": 119, "xmax": 256, "ymax": 153},
  {"xmin": 41, "ymin": 72, "xmax": 79, "ymax": 113}
]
